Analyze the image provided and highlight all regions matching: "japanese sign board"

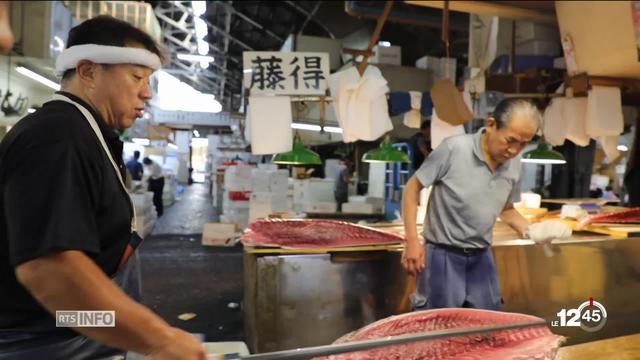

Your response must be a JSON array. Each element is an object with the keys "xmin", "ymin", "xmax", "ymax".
[{"xmin": 243, "ymin": 52, "xmax": 330, "ymax": 95}]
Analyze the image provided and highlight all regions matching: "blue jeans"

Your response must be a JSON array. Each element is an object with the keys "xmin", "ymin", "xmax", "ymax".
[{"xmin": 411, "ymin": 243, "xmax": 502, "ymax": 311}]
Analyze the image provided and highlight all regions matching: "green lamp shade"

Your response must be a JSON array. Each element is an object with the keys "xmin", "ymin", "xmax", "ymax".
[
  {"xmin": 362, "ymin": 140, "xmax": 410, "ymax": 163},
  {"xmin": 521, "ymin": 143, "xmax": 566, "ymax": 165},
  {"xmin": 272, "ymin": 140, "xmax": 322, "ymax": 165}
]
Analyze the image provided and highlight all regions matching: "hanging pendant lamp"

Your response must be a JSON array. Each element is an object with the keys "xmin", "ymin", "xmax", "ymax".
[
  {"xmin": 521, "ymin": 142, "xmax": 566, "ymax": 164},
  {"xmin": 362, "ymin": 136, "xmax": 410, "ymax": 163},
  {"xmin": 272, "ymin": 133, "xmax": 321, "ymax": 165}
]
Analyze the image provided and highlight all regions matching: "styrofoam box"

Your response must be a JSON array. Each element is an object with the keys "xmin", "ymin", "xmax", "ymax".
[
  {"xmin": 202, "ymin": 223, "xmax": 239, "ymax": 246},
  {"xmin": 342, "ymin": 202, "xmax": 382, "ymax": 214},
  {"xmin": 516, "ymin": 40, "xmax": 561, "ymax": 57},
  {"xmin": 220, "ymin": 209, "xmax": 249, "ymax": 229},
  {"xmin": 515, "ymin": 21, "xmax": 559, "ymax": 43},
  {"xmin": 225, "ymin": 165, "xmax": 253, "ymax": 191},
  {"xmin": 303, "ymin": 201, "xmax": 337, "ymax": 213},
  {"xmin": 553, "ymin": 57, "xmax": 566, "ymax": 69},
  {"xmin": 252, "ymin": 169, "xmax": 289, "ymax": 194},
  {"xmin": 348, "ymin": 195, "xmax": 367, "ymax": 203},
  {"xmin": 249, "ymin": 192, "xmax": 288, "ymax": 221},
  {"xmin": 415, "ymin": 56, "xmax": 456, "ymax": 81},
  {"xmin": 365, "ymin": 197, "xmax": 384, "ymax": 207},
  {"xmin": 415, "ymin": 55, "xmax": 440, "ymax": 70},
  {"xmin": 370, "ymin": 45, "xmax": 401, "ymax": 66},
  {"xmin": 269, "ymin": 170, "xmax": 289, "ymax": 194},
  {"xmin": 293, "ymin": 179, "xmax": 335, "ymax": 204}
]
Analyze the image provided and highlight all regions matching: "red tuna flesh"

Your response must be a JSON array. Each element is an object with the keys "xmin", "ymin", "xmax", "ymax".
[
  {"xmin": 580, "ymin": 207, "xmax": 640, "ymax": 226},
  {"xmin": 241, "ymin": 219, "xmax": 404, "ymax": 248},
  {"xmin": 317, "ymin": 308, "xmax": 565, "ymax": 360}
]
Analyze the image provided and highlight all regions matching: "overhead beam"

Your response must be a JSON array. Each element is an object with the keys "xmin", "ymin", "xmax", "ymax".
[
  {"xmin": 284, "ymin": 1, "xmax": 335, "ymax": 38},
  {"xmin": 298, "ymin": 1, "xmax": 322, "ymax": 35},
  {"xmin": 155, "ymin": 9, "xmax": 239, "ymax": 64},
  {"xmin": 168, "ymin": 61, "xmax": 221, "ymax": 93},
  {"xmin": 214, "ymin": 1, "xmax": 285, "ymax": 42},
  {"xmin": 404, "ymin": 1, "xmax": 557, "ymax": 24},
  {"xmin": 170, "ymin": 1, "xmax": 255, "ymax": 51}
]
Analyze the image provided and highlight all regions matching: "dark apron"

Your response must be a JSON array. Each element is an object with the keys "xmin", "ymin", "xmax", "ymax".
[{"xmin": 0, "ymin": 95, "xmax": 145, "ymax": 359}]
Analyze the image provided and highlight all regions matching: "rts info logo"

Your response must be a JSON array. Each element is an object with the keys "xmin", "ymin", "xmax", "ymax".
[{"xmin": 551, "ymin": 298, "xmax": 607, "ymax": 333}]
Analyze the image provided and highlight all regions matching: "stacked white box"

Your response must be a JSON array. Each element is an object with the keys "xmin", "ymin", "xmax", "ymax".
[
  {"xmin": 293, "ymin": 178, "xmax": 336, "ymax": 211},
  {"xmin": 415, "ymin": 56, "xmax": 457, "ymax": 82},
  {"xmin": 225, "ymin": 165, "xmax": 253, "ymax": 191},
  {"xmin": 342, "ymin": 203, "xmax": 381, "ymax": 214},
  {"xmin": 365, "ymin": 197, "xmax": 385, "ymax": 208},
  {"xmin": 249, "ymin": 192, "xmax": 289, "ymax": 221},
  {"xmin": 249, "ymin": 169, "xmax": 289, "ymax": 220},
  {"xmin": 221, "ymin": 165, "xmax": 254, "ymax": 230},
  {"xmin": 268, "ymin": 170, "xmax": 289, "ymax": 195},
  {"xmin": 302, "ymin": 202, "xmax": 337, "ymax": 213},
  {"xmin": 220, "ymin": 209, "xmax": 250, "ymax": 229},
  {"xmin": 202, "ymin": 223, "xmax": 239, "ymax": 246},
  {"xmin": 131, "ymin": 191, "xmax": 157, "ymax": 237},
  {"xmin": 370, "ymin": 45, "xmax": 402, "ymax": 66}
]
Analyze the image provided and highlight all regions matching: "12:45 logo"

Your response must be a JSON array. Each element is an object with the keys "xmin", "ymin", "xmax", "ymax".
[{"xmin": 551, "ymin": 298, "xmax": 607, "ymax": 332}]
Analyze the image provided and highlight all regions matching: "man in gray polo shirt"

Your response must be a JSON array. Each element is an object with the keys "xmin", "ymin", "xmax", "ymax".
[{"xmin": 401, "ymin": 99, "xmax": 571, "ymax": 310}]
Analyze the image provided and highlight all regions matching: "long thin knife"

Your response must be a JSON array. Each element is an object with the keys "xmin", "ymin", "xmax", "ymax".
[{"xmin": 233, "ymin": 319, "xmax": 547, "ymax": 360}]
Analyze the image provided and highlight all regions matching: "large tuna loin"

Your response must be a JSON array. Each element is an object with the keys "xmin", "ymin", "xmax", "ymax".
[
  {"xmin": 319, "ymin": 308, "xmax": 565, "ymax": 360},
  {"xmin": 241, "ymin": 219, "xmax": 404, "ymax": 248}
]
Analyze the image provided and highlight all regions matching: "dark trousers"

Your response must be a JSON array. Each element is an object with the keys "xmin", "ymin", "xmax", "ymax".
[
  {"xmin": 335, "ymin": 190, "xmax": 348, "ymax": 212},
  {"xmin": 148, "ymin": 177, "xmax": 165, "ymax": 216},
  {"xmin": 412, "ymin": 243, "xmax": 501, "ymax": 311}
]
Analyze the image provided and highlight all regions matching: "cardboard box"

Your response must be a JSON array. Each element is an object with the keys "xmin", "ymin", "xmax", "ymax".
[
  {"xmin": 370, "ymin": 45, "xmax": 401, "ymax": 66},
  {"xmin": 202, "ymin": 223, "xmax": 240, "ymax": 246}
]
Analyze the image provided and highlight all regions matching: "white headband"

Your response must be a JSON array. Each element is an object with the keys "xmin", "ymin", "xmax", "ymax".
[{"xmin": 55, "ymin": 44, "xmax": 162, "ymax": 72}]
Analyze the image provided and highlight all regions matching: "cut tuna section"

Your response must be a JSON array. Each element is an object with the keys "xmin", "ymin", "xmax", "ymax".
[
  {"xmin": 241, "ymin": 219, "xmax": 404, "ymax": 248},
  {"xmin": 317, "ymin": 308, "xmax": 564, "ymax": 360},
  {"xmin": 580, "ymin": 207, "xmax": 640, "ymax": 226}
]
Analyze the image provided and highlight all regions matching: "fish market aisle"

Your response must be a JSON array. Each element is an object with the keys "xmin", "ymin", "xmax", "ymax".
[{"xmin": 138, "ymin": 183, "xmax": 245, "ymax": 342}]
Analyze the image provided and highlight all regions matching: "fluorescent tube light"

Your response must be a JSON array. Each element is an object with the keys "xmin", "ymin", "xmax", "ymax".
[
  {"xmin": 291, "ymin": 122, "xmax": 343, "ymax": 134},
  {"xmin": 16, "ymin": 66, "xmax": 60, "ymax": 90},
  {"xmin": 131, "ymin": 138, "xmax": 150, "ymax": 146},
  {"xmin": 177, "ymin": 53, "xmax": 214, "ymax": 62}
]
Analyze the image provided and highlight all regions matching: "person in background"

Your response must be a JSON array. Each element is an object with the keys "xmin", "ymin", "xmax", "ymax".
[
  {"xmin": 334, "ymin": 157, "xmax": 353, "ymax": 212},
  {"xmin": 602, "ymin": 185, "xmax": 619, "ymax": 201},
  {"xmin": 0, "ymin": 15, "xmax": 205, "ymax": 359},
  {"xmin": 126, "ymin": 150, "xmax": 144, "ymax": 181},
  {"xmin": 143, "ymin": 157, "xmax": 165, "ymax": 217},
  {"xmin": 401, "ymin": 99, "xmax": 572, "ymax": 311},
  {"xmin": 408, "ymin": 120, "xmax": 431, "ymax": 169}
]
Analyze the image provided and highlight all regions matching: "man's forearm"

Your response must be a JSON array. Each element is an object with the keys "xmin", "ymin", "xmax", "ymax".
[
  {"xmin": 15, "ymin": 250, "xmax": 174, "ymax": 355},
  {"xmin": 499, "ymin": 208, "xmax": 529, "ymax": 235},
  {"xmin": 402, "ymin": 177, "xmax": 422, "ymax": 245}
]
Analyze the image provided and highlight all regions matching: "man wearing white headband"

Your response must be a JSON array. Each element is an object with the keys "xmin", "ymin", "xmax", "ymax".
[{"xmin": 0, "ymin": 16, "xmax": 206, "ymax": 360}]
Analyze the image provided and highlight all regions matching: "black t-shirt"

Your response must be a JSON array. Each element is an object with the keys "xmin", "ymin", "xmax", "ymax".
[{"xmin": 0, "ymin": 92, "xmax": 133, "ymax": 350}]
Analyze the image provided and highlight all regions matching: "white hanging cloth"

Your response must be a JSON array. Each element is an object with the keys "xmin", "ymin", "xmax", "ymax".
[{"xmin": 248, "ymin": 95, "xmax": 293, "ymax": 155}]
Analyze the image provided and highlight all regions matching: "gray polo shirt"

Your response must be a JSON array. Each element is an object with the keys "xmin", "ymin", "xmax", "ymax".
[{"xmin": 415, "ymin": 128, "xmax": 522, "ymax": 248}]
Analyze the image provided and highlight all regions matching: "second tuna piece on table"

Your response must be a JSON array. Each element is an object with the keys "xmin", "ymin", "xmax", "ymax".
[{"xmin": 241, "ymin": 219, "xmax": 404, "ymax": 248}]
